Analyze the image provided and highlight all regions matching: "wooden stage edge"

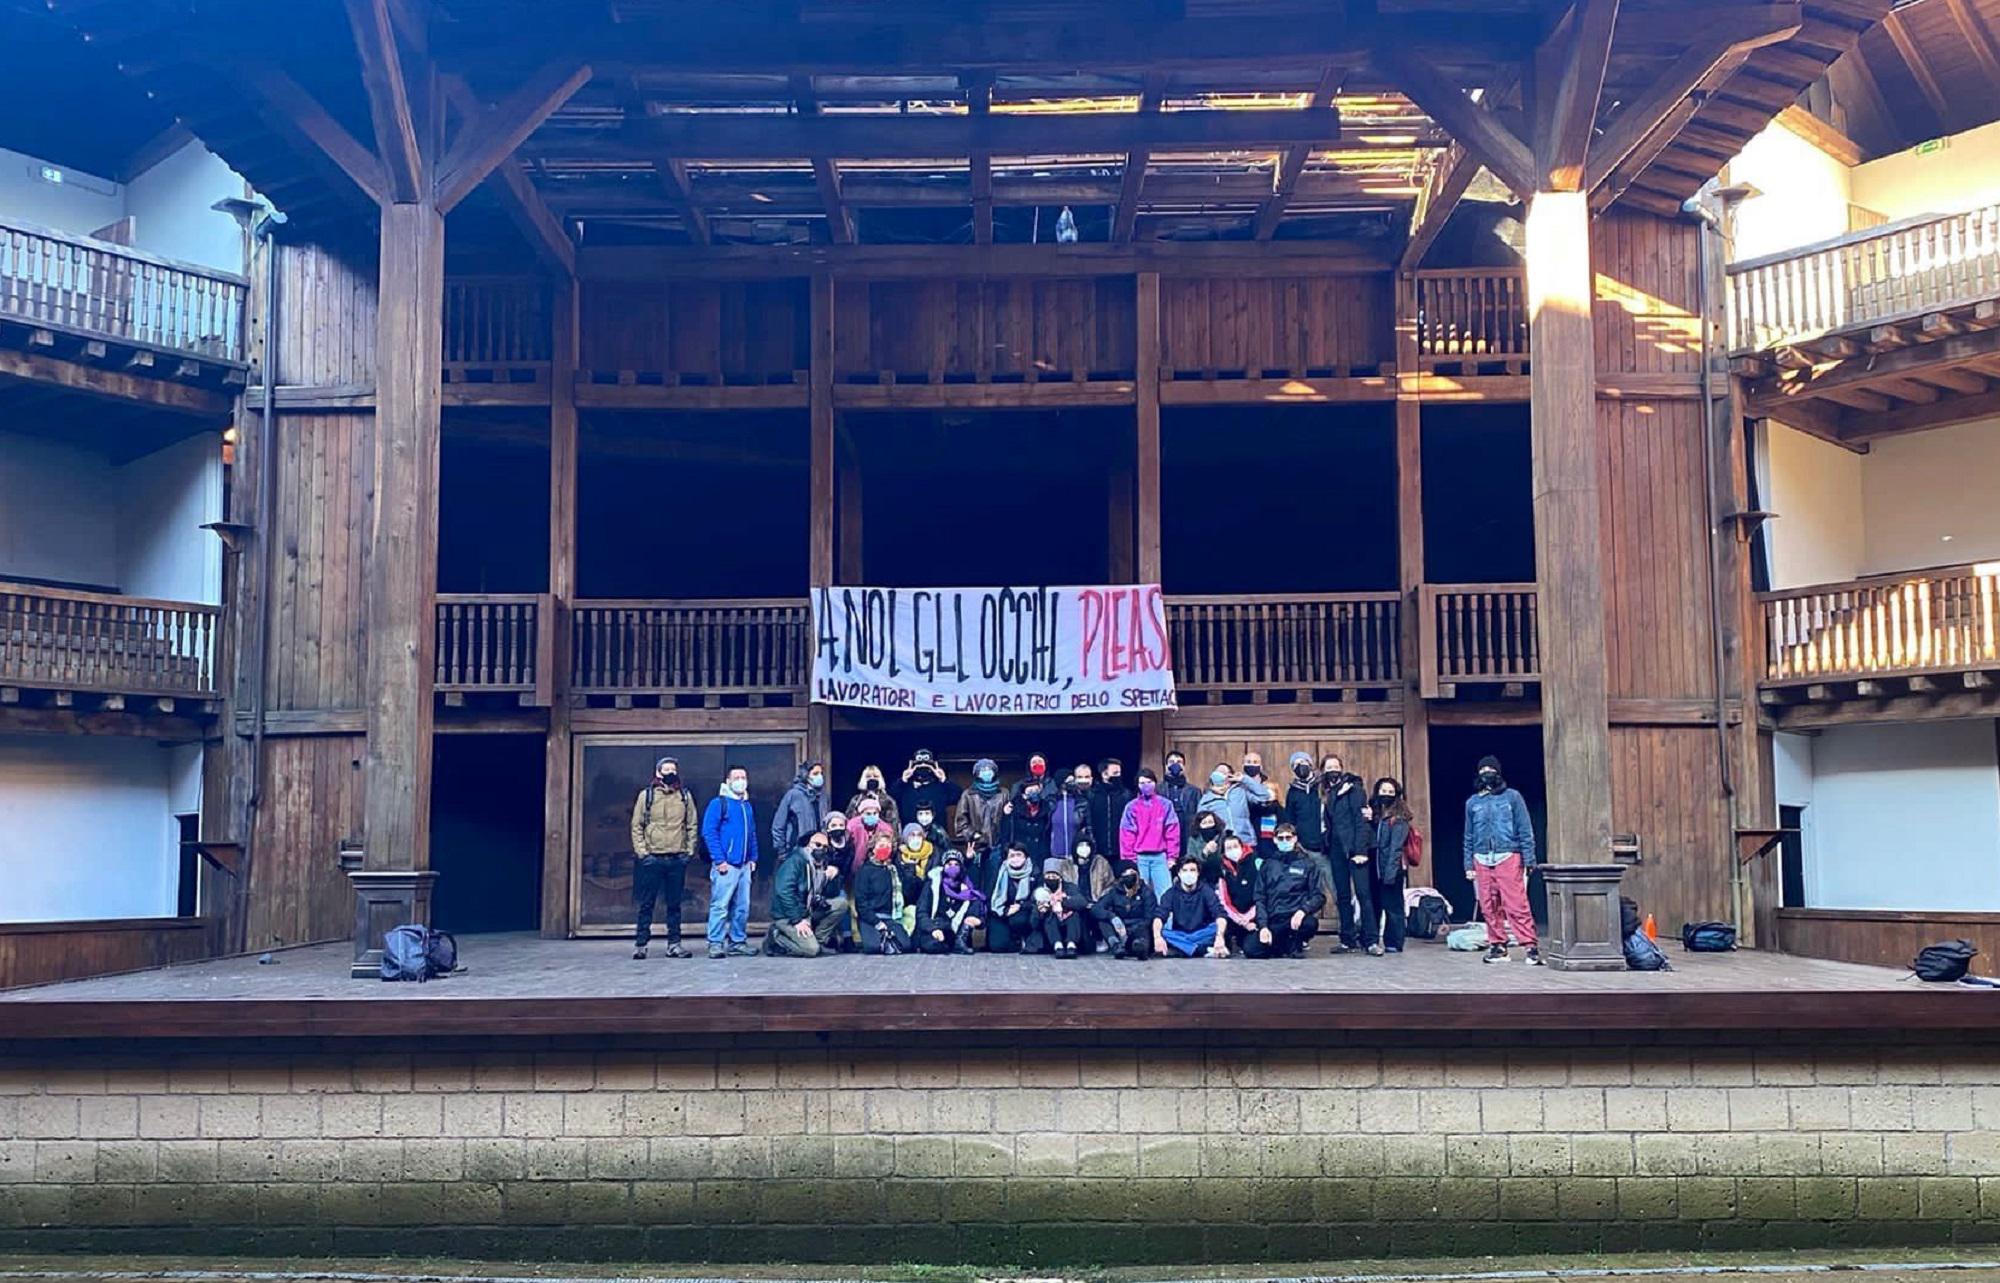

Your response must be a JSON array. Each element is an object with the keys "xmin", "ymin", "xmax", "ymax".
[{"xmin": 4, "ymin": 937, "xmax": 1998, "ymax": 1039}]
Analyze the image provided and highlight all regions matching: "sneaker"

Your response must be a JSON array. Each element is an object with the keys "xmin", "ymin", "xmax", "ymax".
[
  {"xmin": 727, "ymin": 941, "xmax": 758, "ymax": 958},
  {"xmin": 1524, "ymin": 947, "xmax": 1545, "ymax": 967},
  {"xmin": 1483, "ymin": 944, "xmax": 1508, "ymax": 963},
  {"xmin": 631, "ymin": 946, "xmax": 648, "ymax": 960},
  {"xmin": 707, "ymin": 946, "xmax": 727, "ymax": 959},
  {"xmin": 664, "ymin": 943, "xmax": 689, "ymax": 959},
  {"xmin": 1385, "ymin": 946, "xmax": 1403, "ymax": 954},
  {"xmin": 1329, "ymin": 941, "xmax": 1357, "ymax": 954},
  {"xmin": 1366, "ymin": 944, "xmax": 1384, "ymax": 957}
]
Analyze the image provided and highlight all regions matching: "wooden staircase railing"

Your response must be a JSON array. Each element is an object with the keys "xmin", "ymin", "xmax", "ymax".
[
  {"xmin": 0, "ymin": 218, "xmax": 247, "ymax": 362},
  {"xmin": 1727, "ymin": 202, "xmax": 2000, "ymax": 354},
  {"xmin": 1164, "ymin": 593, "xmax": 1402, "ymax": 696},
  {"xmin": 1418, "ymin": 582, "xmax": 1541, "ymax": 697},
  {"xmin": 0, "ymin": 581, "xmax": 220, "ymax": 699},
  {"xmin": 1760, "ymin": 564, "xmax": 2000, "ymax": 685}
]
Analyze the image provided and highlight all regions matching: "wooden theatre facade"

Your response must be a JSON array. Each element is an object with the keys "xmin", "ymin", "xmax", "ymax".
[{"xmin": 8, "ymin": 0, "xmax": 1952, "ymax": 977}]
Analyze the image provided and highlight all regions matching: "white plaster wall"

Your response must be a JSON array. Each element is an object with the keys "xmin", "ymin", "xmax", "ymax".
[
  {"xmin": 0, "ymin": 735, "xmax": 182, "ymax": 922},
  {"xmin": 0, "ymin": 433, "xmax": 118, "ymax": 588},
  {"xmin": 1762, "ymin": 420, "xmax": 1865, "ymax": 589},
  {"xmin": 1801, "ymin": 720, "xmax": 2000, "ymax": 912},
  {"xmin": 0, "ymin": 146, "xmax": 122, "ymax": 234},
  {"xmin": 1851, "ymin": 120, "xmax": 2000, "ymax": 221},
  {"xmin": 123, "ymin": 140, "xmax": 246, "ymax": 275},
  {"xmin": 1859, "ymin": 415, "xmax": 2000, "ymax": 575},
  {"xmin": 1727, "ymin": 119, "xmax": 1855, "ymax": 261},
  {"xmin": 116, "ymin": 433, "xmax": 224, "ymax": 604}
]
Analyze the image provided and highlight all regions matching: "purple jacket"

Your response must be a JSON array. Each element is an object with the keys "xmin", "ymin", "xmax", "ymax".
[{"xmin": 1118, "ymin": 792, "xmax": 1182, "ymax": 860}]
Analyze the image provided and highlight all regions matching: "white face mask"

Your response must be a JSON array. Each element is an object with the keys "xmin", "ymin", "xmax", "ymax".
[
  {"xmin": 1178, "ymin": 870, "xmax": 1199, "ymax": 889},
  {"xmin": 728, "ymin": 779, "xmax": 747, "ymax": 798}
]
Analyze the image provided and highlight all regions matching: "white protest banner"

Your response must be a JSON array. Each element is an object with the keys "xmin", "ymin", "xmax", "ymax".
[{"xmin": 810, "ymin": 585, "xmax": 1177, "ymax": 715}]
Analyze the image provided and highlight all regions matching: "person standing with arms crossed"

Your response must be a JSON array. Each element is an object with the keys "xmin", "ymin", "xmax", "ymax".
[{"xmin": 630, "ymin": 757, "xmax": 698, "ymax": 960}]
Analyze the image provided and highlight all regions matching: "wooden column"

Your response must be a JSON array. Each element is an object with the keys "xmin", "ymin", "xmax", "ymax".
[
  {"xmin": 807, "ymin": 272, "xmax": 835, "ymax": 771},
  {"xmin": 541, "ymin": 277, "xmax": 579, "ymax": 937},
  {"xmin": 1526, "ymin": 189, "xmax": 1612, "ymax": 865},
  {"xmin": 362, "ymin": 198, "xmax": 446, "ymax": 877},
  {"xmin": 1394, "ymin": 273, "xmax": 1433, "ymax": 862},
  {"xmin": 1135, "ymin": 272, "xmax": 1166, "ymax": 767},
  {"xmin": 837, "ymin": 456, "xmax": 864, "ymax": 583}
]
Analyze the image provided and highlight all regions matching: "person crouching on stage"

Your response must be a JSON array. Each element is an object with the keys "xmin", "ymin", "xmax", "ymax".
[
  {"xmin": 986, "ymin": 844, "xmax": 1039, "ymax": 953},
  {"xmin": 854, "ymin": 835, "xmax": 911, "ymax": 955},
  {"xmin": 1250, "ymin": 822, "xmax": 1325, "ymax": 958},
  {"xmin": 764, "ymin": 829, "xmax": 847, "ymax": 957},
  {"xmin": 1216, "ymin": 832, "xmax": 1260, "ymax": 953},
  {"xmin": 1092, "ymin": 865, "xmax": 1158, "ymax": 961},
  {"xmin": 1035, "ymin": 857, "xmax": 1086, "ymax": 957},
  {"xmin": 918, "ymin": 849, "xmax": 986, "ymax": 954},
  {"xmin": 1155, "ymin": 855, "xmax": 1228, "ymax": 958}
]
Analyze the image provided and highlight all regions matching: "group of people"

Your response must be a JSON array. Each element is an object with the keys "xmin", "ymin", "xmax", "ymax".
[{"xmin": 628, "ymin": 748, "xmax": 1542, "ymax": 966}]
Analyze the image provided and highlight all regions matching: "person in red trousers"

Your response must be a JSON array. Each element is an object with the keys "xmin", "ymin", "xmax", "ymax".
[{"xmin": 1462, "ymin": 755, "xmax": 1541, "ymax": 966}]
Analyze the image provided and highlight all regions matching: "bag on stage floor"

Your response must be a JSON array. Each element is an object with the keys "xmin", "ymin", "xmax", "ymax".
[
  {"xmin": 1446, "ymin": 924, "xmax": 1486, "ymax": 951},
  {"xmin": 1913, "ymin": 939, "xmax": 1978, "ymax": 983},
  {"xmin": 1407, "ymin": 893, "xmax": 1450, "ymax": 940},
  {"xmin": 1624, "ymin": 929, "xmax": 1672, "ymax": 971},
  {"xmin": 380, "ymin": 925, "xmax": 455, "ymax": 982},
  {"xmin": 1680, "ymin": 921, "xmax": 1738, "ymax": 952}
]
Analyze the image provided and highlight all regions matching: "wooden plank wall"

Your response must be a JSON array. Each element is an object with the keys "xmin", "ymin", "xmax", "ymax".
[
  {"xmin": 246, "ymin": 240, "xmax": 378, "ymax": 948},
  {"xmin": 1774, "ymin": 909, "xmax": 2000, "ymax": 975},
  {"xmin": 1160, "ymin": 275, "xmax": 1392, "ymax": 378},
  {"xmin": 0, "ymin": 918, "xmax": 223, "ymax": 990},
  {"xmin": 579, "ymin": 280, "xmax": 808, "ymax": 382},
  {"xmin": 832, "ymin": 277, "xmax": 1136, "ymax": 382},
  {"xmin": 1591, "ymin": 211, "xmax": 1731, "ymax": 930}
]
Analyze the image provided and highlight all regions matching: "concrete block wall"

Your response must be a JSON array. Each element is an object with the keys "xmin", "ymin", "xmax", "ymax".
[{"xmin": 4, "ymin": 1033, "xmax": 2000, "ymax": 1264}]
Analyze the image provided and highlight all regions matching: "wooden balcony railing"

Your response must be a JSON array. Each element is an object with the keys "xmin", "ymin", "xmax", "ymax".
[
  {"xmin": 1414, "ymin": 268, "xmax": 1528, "ymax": 365},
  {"xmin": 1418, "ymin": 582, "xmax": 1541, "ymax": 697},
  {"xmin": 1760, "ymin": 564, "xmax": 2000, "ymax": 686},
  {"xmin": 444, "ymin": 276, "xmax": 551, "ymax": 372},
  {"xmin": 1165, "ymin": 593, "xmax": 1402, "ymax": 696},
  {"xmin": 570, "ymin": 598, "xmax": 811, "ymax": 698},
  {"xmin": 435, "ymin": 593, "xmax": 553, "ymax": 705},
  {"xmin": 1728, "ymin": 202, "xmax": 2000, "ymax": 354},
  {"xmin": 0, "ymin": 218, "xmax": 247, "ymax": 363},
  {"xmin": 0, "ymin": 582, "xmax": 220, "ymax": 700}
]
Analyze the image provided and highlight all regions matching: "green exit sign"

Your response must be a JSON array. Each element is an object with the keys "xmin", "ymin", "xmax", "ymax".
[{"xmin": 1915, "ymin": 137, "xmax": 1948, "ymax": 154}]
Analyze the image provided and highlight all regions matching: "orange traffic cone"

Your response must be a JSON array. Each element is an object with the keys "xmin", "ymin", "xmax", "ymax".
[{"xmin": 1643, "ymin": 913, "xmax": 1658, "ymax": 941}]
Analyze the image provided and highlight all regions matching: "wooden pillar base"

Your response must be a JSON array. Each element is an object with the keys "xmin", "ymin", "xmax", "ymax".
[
  {"xmin": 347, "ymin": 868, "xmax": 439, "ymax": 979},
  {"xmin": 1538, "ymin": 863, "xmax": 1626, "ymax": 972}
]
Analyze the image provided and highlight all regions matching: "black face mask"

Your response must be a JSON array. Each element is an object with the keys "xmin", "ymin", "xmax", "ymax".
[
  {"xmin": 1376, "ymin": 795, "xmax": 1397, "ymax": 811},
  {"xmin": 1166, "ymin": 763, "xmax": 1185, "ymax": 781},
  {"xmin": 827, "ymin": 830, "xmax": 848, "ymax": 846},
  {"xmin": 1478, "ymin": 770, "xmax": 1502, "ymax": 791},
  {"xmin": 1120, "ymin": 871, "xmax": 1140, "ymax": 888},
  {"xmin": 1044, "ymin": 877, "xmax": 1062, "ymax": 889},
  {"xmin": 660, "ymin": 772, "xmax": 679, "ymax": 787},
  {"xmin": 1242, "ymin": 765, "xmax": 1261, "ymax": 779},
  {"xmin": 1293, "ymin": 763, "xmax": 1312, "ymax": 781}
]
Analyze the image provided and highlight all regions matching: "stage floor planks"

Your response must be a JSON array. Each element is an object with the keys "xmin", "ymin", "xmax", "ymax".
[{"xmin": 7, "ymin": 933, "xmax": 2000, "ymax": 1039}]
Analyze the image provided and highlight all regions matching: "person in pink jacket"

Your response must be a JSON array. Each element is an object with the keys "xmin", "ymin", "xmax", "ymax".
[{"xmin": 1119, "ymin": 767, "xmax": 1183, "ymax": 896}]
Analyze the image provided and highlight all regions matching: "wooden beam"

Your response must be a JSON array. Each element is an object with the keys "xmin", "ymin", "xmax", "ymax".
[
  {"xmin": 578, "ymin": 239, "xmax": 1394, "ymax": 280},
  {"xmin": 1586, "ymin": 31, "xmax": 1778, "ymax": 207},
  {"xmin": 1400, "ymin": 142, "xmax": 1479, "ymax": 271},
  {"xmin": 1881, "ymin": 9, "xmax": 1952, "ymax": 130},
  {"xmin": 345, "ymin": 0, "xmax": 424, "ymax": 202},
  {"xmin": 1526, "ymin": 189, "xmax": 1612, "ymax": 868},
  {"xmin": 1773, "ymin": 103, "xmax": 1863, "ymax": 167},
  {"xmin": 1256, "ymin": 66, "xmax": 1341, "ymax": 240},
  {"xmin": 1376, "ymin": 48, "xmax": 1535, "ymax": 199},
  {"xmin": 791, "ymin": 77, "xmax": 854, "ymax": 244},
  {"xmin": 244, "ymin": 69, "xmax": 388, "ymax": 205},
  {"xmin": 1115, "ymin": 74, "xmax": 1166, "ymax": 244},
  {"xmin": 541, "ymin": 278, "xmax": 577, "ymax": 937},
  {"xmin": 655, "ymin": 158, "xmax": 711, "ymax": 244},
  {"xmin": 624, "ymin": 106, "xmax": 1343, "ymax": 162},
  {"xmin": 809, "ymin": 272, "xmax": 835, "ymax": 585},
  {"xmin": 1749, "ymin": 328, "xmax": 2000, "ymax": 415},
  {"xmin": 1537, "ymin": 0, "xmax": 1620, "ymax": 192},
  {"xmin": 441, "ymin": 76, "xmax": 575, "ymax": 274},
  {"xmin": 435, "ymin": 60, "xmax": 591, "ymax": 213},
  {"xmin": 1945, "ymin": 0, "xmax": 2000, "ymax": 110},
  {"xmin": 0, "ymin": 347, "xmax": 231, "ymax": 416},
  {"xmin": 1135, "ymin": 271, "xmax": 1162, "ymax": 583},
  {"xmin": 1842, "ymin": 387, "xmax": 2000, "ymax": 443},
  {"xmin": 966, "ymin": 73, "xmax": 994, "ymax": 246}
]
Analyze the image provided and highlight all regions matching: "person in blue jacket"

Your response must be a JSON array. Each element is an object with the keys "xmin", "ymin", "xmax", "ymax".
[{"xmin": 701, "ymin": 764, "xmax": 761, "ymax": 959}]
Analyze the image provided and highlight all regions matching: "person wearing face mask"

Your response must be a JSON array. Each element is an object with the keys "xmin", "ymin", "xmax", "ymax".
[
  {"xmin": 1087, "ymin": 758, "xmax": 1134, "ymax": 865},
  {"xmin": 1318, "ymin": 754, "xmax": 1371, "ymax": 954},
  {"xmin": 911, "ymin": 803, "xmax": 949, "ymax": 854},
  {"xmin": 1196, "ymin": 758, "xmax": 1272, "ymax": 848},
  {"xmin": 895, "ymin": 749, "xmax": 957, "ymax": 827},
  {"xmin": 1464, "ymin": 755, "xmax": 1541, "ymax": 965},
  {"xmin": 986, "ymin": 845, "xmax": 1040, "ymax": 953},
  {"xmin": 1186, "ymin": 811, "xmax": 1227, "ymax": 883},
  {"xmin": 1154, "ymin": 855, "xmax": 1228, "ymax": 958},
  {"xmin": 1160, "ymin": 751, "xmax": 1202, "ymax": 836},
  {"xmin": 854, "ymin": 835, "xmax": 911, "ymax": 955},
  {"xmin": 917, "ymin": 850, "xmax": 987, "ymax": 954},
  {"xmin": 1250, "ymin": 822, "xmax": 1325, "ymax": 958},
  {"xmin": 1282, "ymin": 752, "xmax": 1341, "ymax": 940},
  {"xmin": 764, "ymin": 830, "xmax": 848, "ymax": 957},
  {"xmin": 1092, "ymin": 865, "xmax": 1159, "ymax": 960},
  {"xmin": 821, "ymin": 810, "xmax": 851, "ymax": 868},
  {"xmin": 629, "ymin": 756, "xmax": 698, "ymax": 960},
  {"xmin": 1216, "ymin": 833, "xmax": 1260, "ymax": 953},
  {"xmin": 700, "ymin": 765, "xmax": 761, "ymax": 959},
  {"xmin": 999, "ymin": 776, "xmax": 1054, "ymax": 864},
  {"xmin": 846, "ymin": 798, "xmax": 891, "ymax": 869},
  {"xmin": 954, "ymin": 758, "xmax": 1008, "ymax": 854},
  {"xmin": 1034, "ymin": 857, "xmax": 1086, "ymax": 958},
  {"xmin": 1051, "ymin": 764, "xmax": 1096, "ymax": 882},
  {"xmin": 848, "ymin": 765, "xmax": 901, "ymax": 838},
  {"xmin": 772, "ymin": 760, "xmax": 828, "ymax": 858},
  {"xmin": 1119, "ymin": 766, "xmax": 1182, "ymax": 897},
  {"xmin": 1010, "ymin": 752, "xmax": 1054, "ymax": 804},
  {"xmin": 1363, "ymin": 777, "xmax": 1414, "ymax": 956},
  {"xmin": 896, "ymin": 822, "xmax": 936, "ymax": 884}
]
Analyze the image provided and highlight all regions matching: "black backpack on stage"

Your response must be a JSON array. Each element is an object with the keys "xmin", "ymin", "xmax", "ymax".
[
  {"xmin": 1407, "ymin": 893, "xmax": 1450, "ymax": 940},
  {"xmin": 1680, "ymin": 921, "xmax": 1738, "ymax": 952},
  {"xmin": 1912, "ymin": 939, "xmax": 1978, "ymax": 983}
]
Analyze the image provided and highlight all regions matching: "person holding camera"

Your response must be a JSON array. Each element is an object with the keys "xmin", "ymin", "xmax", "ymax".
[{"xmin": 895, "ymin": 749, "xmax": 957, "ymax": 829}]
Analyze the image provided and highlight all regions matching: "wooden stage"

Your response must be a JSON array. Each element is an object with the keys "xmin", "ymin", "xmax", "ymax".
[{"xmin": 6, "ymin": 933, "xmax": 1999, "ymax": 1040}]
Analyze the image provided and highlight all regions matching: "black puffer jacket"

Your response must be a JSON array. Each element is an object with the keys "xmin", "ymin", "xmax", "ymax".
[{"xmin": 1322, "ymin": 773, "xmax": 1370, "ymax": 858}]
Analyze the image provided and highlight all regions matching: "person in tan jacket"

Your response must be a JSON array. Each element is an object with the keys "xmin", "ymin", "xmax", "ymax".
[{"xmin": 630, "ymin": 756, "xmax": 699, "ymax": 959}]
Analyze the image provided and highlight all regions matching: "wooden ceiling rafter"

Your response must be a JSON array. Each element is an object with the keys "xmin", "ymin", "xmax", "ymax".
[
  {"xmin": 441, "ymin": 74, "xmax": 578, "ymax": 273},
  {"xmin": 1942, "ymin": 0, "xmax": 2000, "ymax": 106},
  {"xmin": 243, "ymin": 67, "xmax": 389, "ymax": 207},
  {"xmin": 1113, "ymin": 72, "xmax": 1166, "ymax": 243},
  {"xmin": 1399, "ymin": 140, "xmax": 1481, "ymax": 271},
  {"xmin": 1536, "ymin": 0, "xmax": 1620, "ymax": 191},
  {"xmin": 791, "ymin": 75, "xmax": 855, "ymax": 245},
  {"xmin": 434, "ymin": 59, "xmax": 592, "ymax": 213},
  {"xmin": 1879, "ymin": 7, "xmax": 1952, "ymax": 129},
  {"xmin": 1254, "ymin": 64, "xmax": 1343, "ymax": 240},
  {"xmin": 343, "ymin": 0, "xmax": 425, "ymax": 201},
  {"xmin": 965, "ymin": 72, "xmax": 995, "ymax": 245},
  {"xmin": 1375, "ymin": 45, "xmax": 1535, "ymax": 199}
]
